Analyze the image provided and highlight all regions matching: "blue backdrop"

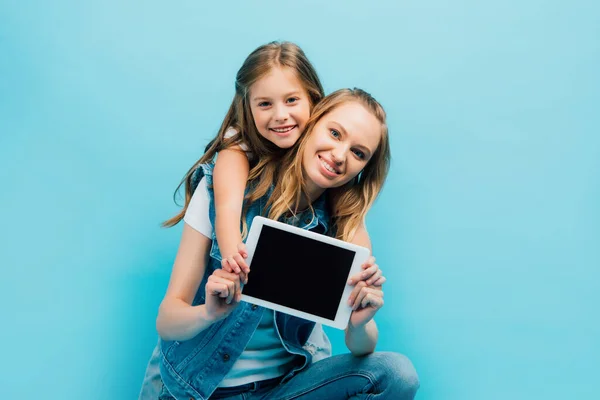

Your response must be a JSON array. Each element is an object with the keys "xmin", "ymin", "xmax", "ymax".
[{"xmin": 1, "ymin": 1, "xmax": 598, "ymax": 399}]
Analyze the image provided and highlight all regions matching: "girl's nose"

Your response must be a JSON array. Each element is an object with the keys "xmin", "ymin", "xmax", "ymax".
[{"xmin": 274, "ymin": 104, "xmax": 289, "ymax": 122}]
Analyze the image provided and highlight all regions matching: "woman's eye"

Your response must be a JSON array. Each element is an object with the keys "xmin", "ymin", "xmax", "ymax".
[
  {"xmin": 352, "ymin": 149, "xmax": 366, "ymax": 159},
  {"xmin": 330, "ymin": 129, "xmax": 341, "ymax": 138}
]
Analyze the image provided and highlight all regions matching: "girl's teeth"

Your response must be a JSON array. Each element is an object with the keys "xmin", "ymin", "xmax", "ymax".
[{"xmin": 272, "ymin": 126, "xmax": 294, "ymax": 133}]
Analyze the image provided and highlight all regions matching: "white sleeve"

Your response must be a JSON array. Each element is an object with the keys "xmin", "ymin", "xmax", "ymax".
[
  {"xmin": 183, "ymin": 177, "xmax": 213, "ymax": 238},
  {"xmin": 224, "ymin": 127, "xmax": 251, "ymax": 155}
]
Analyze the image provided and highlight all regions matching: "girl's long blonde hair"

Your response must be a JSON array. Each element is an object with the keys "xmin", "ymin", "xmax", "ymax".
[
  {"xmin": 244, "ymin": 88, "xmax": 391, "ymax": 241},
  {"xmin": 163, "ymin": 41, "xmax": 324, "ymax": 227}
]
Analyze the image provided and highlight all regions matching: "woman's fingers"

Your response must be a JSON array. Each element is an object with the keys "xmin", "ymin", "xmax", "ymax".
[
  {"xmin": 210, "ymin": 270, "xmax": 241, "ymax": 304},
  {"xmin": 365, "ymin": 268, "xmax": 382, "ymax": 286},
  {"xmin": 372, "ymin": 275, "xmax": 387, "ymax": 286},
  {"xmin": 353, "ymin": 286, "xmax": 384, "ymax": 310},
  {"xmin": 347, "ymin": 281, "xmax": 366, "ymax": 307},
  {"xmin": 348, "ymin": 257, "xmax": 380, "ymax": 285},
  {"xmin": 361, "ymin": 292, "xmax": 384, "ymax": 309}
]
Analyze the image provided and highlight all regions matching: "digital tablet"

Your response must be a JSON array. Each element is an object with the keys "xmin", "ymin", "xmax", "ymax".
[{"xmin": 241, "ymin": 216, "xmax": 370, "ymax": 329}]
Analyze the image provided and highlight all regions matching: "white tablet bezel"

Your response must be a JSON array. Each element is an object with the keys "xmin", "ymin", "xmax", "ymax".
[{"xmin": 241, "ymin": 216, "xmax": 370, "ymax": 330}]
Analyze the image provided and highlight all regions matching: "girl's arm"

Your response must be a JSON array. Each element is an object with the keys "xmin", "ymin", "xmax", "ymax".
[{"xmin": 213, "ymin": 148, "xmax": 251, "ymax": 273}]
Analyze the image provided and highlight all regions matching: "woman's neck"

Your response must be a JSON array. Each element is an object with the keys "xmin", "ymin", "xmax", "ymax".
[{"xmin": 297, "ymin": 180, "xmax": 325, "ymax": 210}]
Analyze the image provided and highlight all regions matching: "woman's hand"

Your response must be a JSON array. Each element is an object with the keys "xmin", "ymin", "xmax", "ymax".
[
  {"xmin": 347, "ymin": 256, "xmax": 385, "ymax": 287},
  {"xmin": 204, "ymin": 268, "xmax": 244, "ymax": 322},
  {"xmin": 346, "ymin": 256, "xmax": 385, "ymax": 328},
  {"xmin": 347, "ymin": 282, "xmax": 384, "ymax": 328}
]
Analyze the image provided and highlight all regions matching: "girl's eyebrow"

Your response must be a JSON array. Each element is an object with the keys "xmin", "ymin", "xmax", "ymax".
[{"xmin": 253, "ymin": 91, "xmax": 301, "ymax": 102}]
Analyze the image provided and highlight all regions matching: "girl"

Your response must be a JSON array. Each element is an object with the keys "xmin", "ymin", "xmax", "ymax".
[
  {"xmin": 163, "ymin": 41, "xmax": 374, "ymax": 278},
  {"xmin": 149, "ymin": 89, "xmax": 419, "ymax": 399}
]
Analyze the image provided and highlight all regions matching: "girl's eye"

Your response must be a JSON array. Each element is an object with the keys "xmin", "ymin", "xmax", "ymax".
[
  {"xmin": 330, "ymin": 129, "xmax": 341, "ymax": 139},
  {"xmin": 286, "ymin": 97, "xmax": 299, "ymax": 104},
  {"xmin": 352, "ymin": 149, "xmax": 366, "ymax": 160},
  {"xmin": 258, "ymin": 101, "xmax": 271, "ymax": 107}
]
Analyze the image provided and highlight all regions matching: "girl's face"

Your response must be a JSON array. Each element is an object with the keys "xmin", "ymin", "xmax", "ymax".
[
  {"xmin": 249, "ymin": 67, "xmax": 311, "ymax": 149},
  {"xmin": 302, "ymin": 101, "xmax": 382, "ymax": 193}
]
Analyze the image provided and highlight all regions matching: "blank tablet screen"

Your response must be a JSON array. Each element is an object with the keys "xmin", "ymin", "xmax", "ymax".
[{"xmin": 243, "ymin": 225, "xmax": 356, "ymax": 320}]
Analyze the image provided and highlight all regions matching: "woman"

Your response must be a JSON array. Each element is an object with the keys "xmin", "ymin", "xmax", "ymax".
[{"xmin": 140, "ymin": 89, "xmax": 419, "ymax": 399}]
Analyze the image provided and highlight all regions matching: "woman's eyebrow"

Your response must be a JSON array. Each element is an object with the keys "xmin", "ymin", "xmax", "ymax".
[
  {"xmin": 331, "ymin": 121, "xmax": 374, "ymax": 157},
  {"xmin": 331, "ymin": 121, "xmax": 348, "ymax": 135}
]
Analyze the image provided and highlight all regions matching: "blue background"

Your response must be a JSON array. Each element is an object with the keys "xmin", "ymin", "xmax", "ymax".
[{"xmin": 1, "ymin": 1, "xmax": 598, "ymax": 399}]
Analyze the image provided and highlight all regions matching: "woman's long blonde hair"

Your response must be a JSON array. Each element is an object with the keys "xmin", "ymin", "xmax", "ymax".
[
  {"xmin": 244, "ymin": 88, "xmax": 390, "ymax": 241},
  {"xmin": 163, "ymin": 41, "xmax": 324, "ymax": 227}
]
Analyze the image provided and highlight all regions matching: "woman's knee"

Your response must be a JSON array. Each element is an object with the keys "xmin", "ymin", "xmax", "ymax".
[{"xmin": 369, "ymin": 352, "xmax": 420, "ymax": 395}]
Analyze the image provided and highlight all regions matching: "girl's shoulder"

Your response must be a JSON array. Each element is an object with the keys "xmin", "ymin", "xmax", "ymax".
[{"xmin": 223, "ymin": 127, "xmax": 252, "ymax": 156}]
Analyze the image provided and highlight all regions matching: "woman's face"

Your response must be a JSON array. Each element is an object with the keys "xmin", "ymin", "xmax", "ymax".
[{"xmin": 302, "ymin": 101, "xmax": 382, "ymax": 193}]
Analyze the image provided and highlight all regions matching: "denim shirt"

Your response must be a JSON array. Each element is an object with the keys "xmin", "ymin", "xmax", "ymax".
[{"xmin": 155, "ymin": 162, "xmax": 334, "ymax": 400}]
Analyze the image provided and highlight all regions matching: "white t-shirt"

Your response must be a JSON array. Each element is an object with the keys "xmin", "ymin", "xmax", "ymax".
[
  {"xmin": 183, "ymin": 177, "xmax": 298, "ymax": 387},
  {"xmin": 223, "ymin": 127, "xmax": 253, "ymax": 159}
]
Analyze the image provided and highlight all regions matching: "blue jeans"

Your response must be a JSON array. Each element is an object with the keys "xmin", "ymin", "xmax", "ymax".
[{"xmin": 160, "ymin": 352, "xmax": 419, "ymax": 399}]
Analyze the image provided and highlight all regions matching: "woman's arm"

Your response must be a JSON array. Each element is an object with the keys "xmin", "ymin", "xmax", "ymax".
[
  {"xmin": 156, "ymin": 224, "xmax": 244, "ymax": 341},
  {"xmin": 348, "ymin": 223, "xmax": 385, "ymax": 287},
  {"xmin": 344, "ymin": 255, "xmax": 385, "ymax": 356},
  {"xmin": 156, "ymin": 224, "xmax": 216, "ymax": 341},
  {"xmin": 345, "ymin": 319, "xmax": 379, "ymax": 356},
  {"xmin": 213, "ymin": 148, "xmax": 251, "ymax": 273},
  {"xmin": 351, "ymin": 221, "xmax": 372, "ymax": 252}
]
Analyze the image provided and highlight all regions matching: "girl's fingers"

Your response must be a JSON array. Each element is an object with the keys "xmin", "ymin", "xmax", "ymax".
[
  {"xmin": 221, "ymin": 258, "xmax": 234, "ymax": 273},
  {"xmin": 237, "ymin": 243, "xmax": 248, "ymax": 259},
  {"xmin": 233, "ymin": 254, "xmax": 250, "ymax": 277}
]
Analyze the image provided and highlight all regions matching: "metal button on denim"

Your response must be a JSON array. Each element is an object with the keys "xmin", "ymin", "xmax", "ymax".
[
  {"xmin": 223, "ymin": 353, "xmax": 230, "ymax": 361},
  {"xmin": 252, "ymin": 304, "xmax": 258, "ymax": 310}
]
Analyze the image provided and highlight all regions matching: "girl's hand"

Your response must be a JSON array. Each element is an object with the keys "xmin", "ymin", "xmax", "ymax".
[
  {"xmin": 204, "ymin": 268, "xmax": 244, "ymax": 322},
  {"xmin": 347, "ymin": 256, "xmax": 385, "ymax": 287},
  {"xmin": 347, "ymin": 282, "xmax": 384, "ymax": 328},
  {"xmin": 221, "ymin": 243, "xmax": 250, "ymax": 283}
]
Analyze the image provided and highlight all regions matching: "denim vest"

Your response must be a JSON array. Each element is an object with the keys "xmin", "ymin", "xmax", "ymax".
[{"xmin": 157, "ymin": 163, "xmax": 334, "ymax": 400}]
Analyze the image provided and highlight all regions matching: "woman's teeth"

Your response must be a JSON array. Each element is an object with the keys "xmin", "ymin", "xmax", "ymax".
[{"xmin": 321, "ymin": 158, "xmax": 338, "ymax": 174}]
